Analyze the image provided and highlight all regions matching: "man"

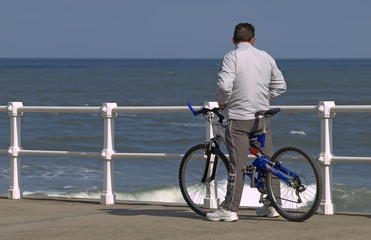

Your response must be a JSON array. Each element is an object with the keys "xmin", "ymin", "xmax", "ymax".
[{"xmin": 207, "ymin": 23, "xmax": 286, "ymax": 222}]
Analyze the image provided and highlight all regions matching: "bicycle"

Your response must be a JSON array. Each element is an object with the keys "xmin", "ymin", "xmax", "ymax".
[{"xmin": 178, "ymin": 102, "xmax": 323, "ymax": 222}]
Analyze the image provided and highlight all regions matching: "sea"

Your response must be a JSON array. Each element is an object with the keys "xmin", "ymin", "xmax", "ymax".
[{"xmin": 0, "ymin": 58, "xmax": 370, "ymax": 213}]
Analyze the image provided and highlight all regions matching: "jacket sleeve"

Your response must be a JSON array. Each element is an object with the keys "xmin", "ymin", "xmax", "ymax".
[
  {"xmin": 269, "ymin": 57, "xmax": 286, "ymax": 98},
  {"xmin": 216, "ymin": 53, "xmax": 236, "ymax": 105}
]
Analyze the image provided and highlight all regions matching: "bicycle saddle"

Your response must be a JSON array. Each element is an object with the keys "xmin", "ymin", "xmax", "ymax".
[{"xmin": 255, "ymin": 108, "xmax": 281, "ymax": 118}]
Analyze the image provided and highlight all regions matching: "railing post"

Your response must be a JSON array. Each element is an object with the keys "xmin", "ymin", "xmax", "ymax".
[
  {"xmin": 317, "ymin": 101, "xmax": 335, "ymax": 215},
  {"xmin": 101, "ymin": 102, "xmax": 117, "ymax": 205},
  {"xmin": 7, "ymin": 102, "xmax": 23, "ymax": 199},
  {"xmin": 203, "ymin": 101, "xmax": 220, "ymax": 209}
]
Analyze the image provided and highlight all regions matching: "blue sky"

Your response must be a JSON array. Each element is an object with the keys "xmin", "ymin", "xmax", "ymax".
[{"xmin": 1, "ymin": 0, "xmax": 370, "ymax": 58}]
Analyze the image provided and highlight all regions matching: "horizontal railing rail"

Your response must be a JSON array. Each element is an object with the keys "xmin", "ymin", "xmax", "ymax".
[{"xmin": 0, "ymin": 101, "xmax": 370, "ymax": 215}]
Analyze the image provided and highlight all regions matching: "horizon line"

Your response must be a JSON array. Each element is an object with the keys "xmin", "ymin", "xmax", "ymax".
[{"xmin": 1, "ymin": 57, "xmax": 371, "ymax": 60}]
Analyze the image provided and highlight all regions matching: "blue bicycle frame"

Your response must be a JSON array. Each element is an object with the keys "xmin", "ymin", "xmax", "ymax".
[{"xmin": 247, "ymin": 133, "xmax": 301, "ymax": 190}]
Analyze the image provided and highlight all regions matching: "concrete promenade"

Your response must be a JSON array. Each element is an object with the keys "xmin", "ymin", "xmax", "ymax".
[{"xmin": 0, "ymin": 196, "xmax": 370, "ymax": 240}]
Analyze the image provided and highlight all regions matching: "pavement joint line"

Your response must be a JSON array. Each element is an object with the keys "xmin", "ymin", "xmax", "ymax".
[{"xmin": 0, "ymin": 211, "xmax": 104, "ymax": 229}]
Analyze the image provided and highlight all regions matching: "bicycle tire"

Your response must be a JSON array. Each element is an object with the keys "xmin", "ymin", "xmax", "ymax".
[
  {"xmin": 179, "ymin": 144, "xmax": 229, "ymax": 216},
  {"xmin": 266, "ymin": 146, "xmax": 323, "ymax": 222}
]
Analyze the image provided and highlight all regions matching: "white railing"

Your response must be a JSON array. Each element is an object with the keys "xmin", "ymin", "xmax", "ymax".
[{"xmin": 1, "ymin": 101, "xmax": 371, "ymax": 215}]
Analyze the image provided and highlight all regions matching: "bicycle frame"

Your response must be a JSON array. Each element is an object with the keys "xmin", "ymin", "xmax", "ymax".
[
  {"xmin": 247, "ymin": 154, "xmax": 301, "ymax": 189},
  {"xmin": 203, "ymin": 110, "xmax": 303, "ymax": 195}
]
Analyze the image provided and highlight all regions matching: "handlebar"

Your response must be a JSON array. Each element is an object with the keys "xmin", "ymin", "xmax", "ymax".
[
  {"xmin": 187, "ymin": 102, "xmax": 281, "ymax": 124},
  {"xmin": 187, "ymin": 102, "xmax": 224, "ymax": 123}
]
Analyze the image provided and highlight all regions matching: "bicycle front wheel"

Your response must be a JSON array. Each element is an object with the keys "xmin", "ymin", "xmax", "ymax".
[
  {"xmin": 179, "ymin": 144, "xmax": 229, "ymax": 216},
  {"xmin": 266, "ymin": 146, "xmax": 323, "ymax": 222}
]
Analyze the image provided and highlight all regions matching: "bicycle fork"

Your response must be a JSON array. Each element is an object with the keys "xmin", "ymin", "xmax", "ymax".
[
  {"xmin": 201, "ymin": 141, "xmax": 221, "ymax": 209},
  {"xmin": 201, "ymin": 142, "xmax": 218, "ymax": 184}
]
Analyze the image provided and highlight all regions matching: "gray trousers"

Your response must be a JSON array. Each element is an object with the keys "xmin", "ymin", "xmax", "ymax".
[{"xmin": 221, "ymin": 118, "xmax": 275, "ymax": 212}]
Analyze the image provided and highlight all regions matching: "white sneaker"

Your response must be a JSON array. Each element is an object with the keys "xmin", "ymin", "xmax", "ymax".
[
  {"xmin": 256, "ymin": 204, "xmax": 279, "ymax": 218},
  {"xmin": 206, "ymin": 208, "xmax": 238, "ymax": 222}
]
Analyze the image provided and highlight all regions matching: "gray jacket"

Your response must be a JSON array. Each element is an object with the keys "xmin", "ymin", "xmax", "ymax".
[{"xmin": 216, "ymin": 42, "xmax": 286, "ymax": 120}]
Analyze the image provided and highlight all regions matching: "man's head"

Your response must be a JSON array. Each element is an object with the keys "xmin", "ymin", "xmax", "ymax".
[{"xmin": 233, "ymin": 23, "xmax": 255, "ymax": 45}]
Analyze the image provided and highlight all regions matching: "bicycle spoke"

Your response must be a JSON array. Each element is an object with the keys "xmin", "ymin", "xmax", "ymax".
[
  {"xmin": 179, "ymin": 144, "xmax": 229, "ymax": 216},
  {"xmin": 267, "ymin": 146, "xmax": 323, "ymax": 221}
]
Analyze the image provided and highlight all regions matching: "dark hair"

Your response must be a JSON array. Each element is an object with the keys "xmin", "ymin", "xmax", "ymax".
[{"xmin": 233, "ymin": 23, "xmax": 255, "ymax": 43}]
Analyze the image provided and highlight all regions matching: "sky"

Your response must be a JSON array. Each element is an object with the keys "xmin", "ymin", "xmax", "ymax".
[{"xmin": 1, "ymin": 0, "xmax": 370, "ymax": 59}]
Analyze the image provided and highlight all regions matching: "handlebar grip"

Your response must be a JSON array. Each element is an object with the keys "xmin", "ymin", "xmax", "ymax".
[{"xmin": 187, "ymin": 102, "xmax": 198, "ymax": 116}]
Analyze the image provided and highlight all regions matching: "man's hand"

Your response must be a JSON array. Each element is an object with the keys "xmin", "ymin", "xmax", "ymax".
[{"xmin": 218, "ymin": 103, "xmax": 226, "ymax": 110}]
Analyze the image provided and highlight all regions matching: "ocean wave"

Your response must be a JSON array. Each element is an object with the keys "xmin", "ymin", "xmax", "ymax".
[
  {"xmin": 333, "ymin": 184, "xmax": 371, "ymax": 213},
  {"xmin": 115, "ymin": 184, "xmax": 264, "ymax": 207},
  {"xmin": 170, "ymin": 122, "xmax": 204, "ymax": 127},
  {"xmin": 0, "ymin": 168, "xmax": 9, "ymax": 178},
  {"xmin": 289, "ymin": 130, "xmax": 307, "ymax": 135},
  {"xmin": 117, "ymin": 185, "xmax": 184, "ymax": 203},
  {"xmin": 21, "ymin": 184, "xmax": 263, "ymax": 207},
  {"xmin": 22, "ymin": 186, "xmax": 183, "ymax": 203}
]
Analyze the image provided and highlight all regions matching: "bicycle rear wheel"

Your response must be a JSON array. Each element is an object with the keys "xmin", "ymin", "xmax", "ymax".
[
  {"xmin": 178, "ymin": 144, "xmax": 229, "ymax": 216},
  {"xmin": 266, "ymin": 146, "xmax": 323, "ymax": 222}
]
